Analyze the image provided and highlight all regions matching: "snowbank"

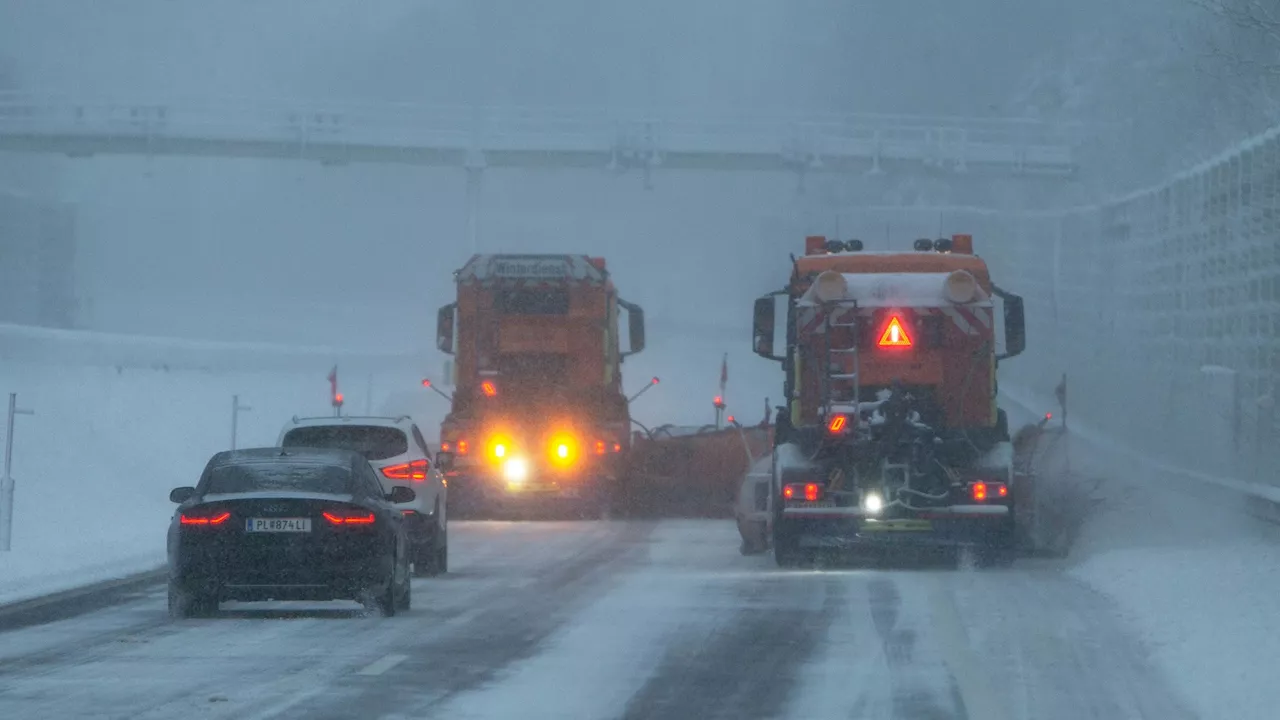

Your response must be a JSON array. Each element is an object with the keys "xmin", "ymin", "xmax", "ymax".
[
  {"xmin": 1002, "ymin": 382, "xmax": 1280, "ymax": 720},
  {"xmin": 0, "ymin": 359, "xmax": 437, "ymax": 606}
]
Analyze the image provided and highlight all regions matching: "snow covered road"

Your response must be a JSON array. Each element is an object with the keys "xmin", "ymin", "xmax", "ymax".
[{"xmin": 0, "ymin": 520, "xmax": 1199, "ymax": 720}]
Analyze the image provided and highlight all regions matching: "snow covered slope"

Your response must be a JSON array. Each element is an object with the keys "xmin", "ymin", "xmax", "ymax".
[{"xmin": 0, "ymin": 350, "xmax": 437, "ymax": 606}]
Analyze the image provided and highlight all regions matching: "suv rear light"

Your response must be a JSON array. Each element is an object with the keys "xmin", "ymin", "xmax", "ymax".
[
  {"xmin": 782, "ymin": 483, "xmax": 824, "ymax": 502},
  {"xmin": 382, "ymin": 459, "xmax": 429, "ymax": 481},
  {"xmin": 322, "ymin": 510, "xmax": 376, "ymax": 525},
  {"xmin": 180, "ymin": 511, "xmax": 231, "ymax": 526}
]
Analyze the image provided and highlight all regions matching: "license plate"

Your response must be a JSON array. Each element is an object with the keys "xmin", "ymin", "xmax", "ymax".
[
  {"xmin": 860, "ymin": 519, "xmax": 932, "ymax": 533},
  {"xmin": 245, "ymin": 517, "xmax": 311, "ymax": 532}
]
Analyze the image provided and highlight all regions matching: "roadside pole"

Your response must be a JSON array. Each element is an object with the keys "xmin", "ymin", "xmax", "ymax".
[
  {"xmin": 230, "ymin": 394, "xmax": 252, "ymax": 451},
  {"xmin": 1, "ymin": 393, "xmax": 36, "ymax": 552}
]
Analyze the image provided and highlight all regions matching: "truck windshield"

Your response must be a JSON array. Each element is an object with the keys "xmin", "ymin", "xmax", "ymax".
[{"xmin": 497, "ymin": 287, "xmax": 570, "ymax": 315}]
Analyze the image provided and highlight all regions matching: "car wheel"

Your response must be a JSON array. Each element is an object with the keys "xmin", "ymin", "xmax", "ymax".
[
  {"xmin": 168, "ymin": 581, "xmax": 217, "ymax": 619},
  {"xmin": 413, "ymin": 511, "xmax": 446, "ymax": 577},
  {"xmin": 395, "ymin": 572, "xmax": 411, "ymax": 611}
]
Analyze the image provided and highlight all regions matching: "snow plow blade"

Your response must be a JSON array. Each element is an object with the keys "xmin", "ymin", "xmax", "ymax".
[{"xmin": 622, "ymin": 424, "xmax": 773, "ymax": 518}]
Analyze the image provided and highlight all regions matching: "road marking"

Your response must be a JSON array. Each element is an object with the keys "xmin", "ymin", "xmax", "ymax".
[
  {"xmin": 928, "ymin": 577, "xmax": 1012, "ymax": 720},
  {"xmin": 356, "ymin": 653, "xmax": 408, "ymax": 676}
]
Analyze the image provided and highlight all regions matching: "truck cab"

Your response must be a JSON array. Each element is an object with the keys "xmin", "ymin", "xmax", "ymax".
[{"xmin": 434, "ymin": 254, "xmax": 644, "ymax": 516}]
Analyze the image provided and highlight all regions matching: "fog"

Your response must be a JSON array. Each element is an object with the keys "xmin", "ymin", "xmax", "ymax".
[{"xmin": 1, "ymin": 0, "xmax": 1275, "ymax": 424}]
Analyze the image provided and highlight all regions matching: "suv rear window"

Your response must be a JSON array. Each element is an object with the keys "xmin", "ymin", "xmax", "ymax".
[
  {"xmin": 206, "ymin": 462, "xmax": 353, "ymax": 495},
  {"xmin": 282, "ymin": 426, "xmax": 408, "ymax": 461}
]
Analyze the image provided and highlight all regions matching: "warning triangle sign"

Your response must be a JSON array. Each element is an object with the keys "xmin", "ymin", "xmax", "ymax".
[{"xmin": 877, "ymin": 316, "xmax": 913, "ymax": 347}]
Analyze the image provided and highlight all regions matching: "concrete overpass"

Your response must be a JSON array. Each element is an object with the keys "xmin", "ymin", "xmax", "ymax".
[{"xmin": 0, "ymin": 92, "xmax": 1080, "ymax": 246}]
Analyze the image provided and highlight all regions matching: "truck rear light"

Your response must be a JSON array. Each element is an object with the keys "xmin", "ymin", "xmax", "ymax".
[
  {"xmin": 783, "ymin": 483, "xmax": 824, "ymax": 502},
  {"xmin": 322, "ymin": 510, "xmax": 376, "ymax": 525},
  {"xmin": 595, "ymin": 440, "xmax": 606, "ymax": 455},
  {"xmin": 970, "ymin": 481, "xmax": 1007, "ymax": 502},
  {"xmin": 382, "ymin": 459, "xmax": 429, "ymax": 481},
  {"xmin": 827, "ymin": 414, "xmax": 848, "ymax": 433},
  {"xmin": 180, "ymin": 511, "xmax": 231, "ymax": 526}
]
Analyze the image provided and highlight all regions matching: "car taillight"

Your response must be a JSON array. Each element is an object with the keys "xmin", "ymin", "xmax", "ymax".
[
  {"xmin": 382, "ymin": 459, "xmax": 429, "ymax": 481},
  {"xmin": 180, "ymin": 511, "xmax": 231, "ymax": 526},
  {"xmin": 322, "ymin": 510, "xmax": 376, "ymax": 525}
]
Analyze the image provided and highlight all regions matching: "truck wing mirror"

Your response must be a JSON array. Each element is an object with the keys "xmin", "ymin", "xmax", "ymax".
[
  {"xmin": 992, "ymin": 285, "xmax": 1025, "ymax": 360},
  {"xmin": 753, "ymin": 293, "xmax": 786, "ymax": 362},
  {"xmin": 437, "ymin": 303, "xmax": 456, "ymax": 355},
  {"xmin": 619, "ymin": 299, "xmax": 645, "ymax": 356}
]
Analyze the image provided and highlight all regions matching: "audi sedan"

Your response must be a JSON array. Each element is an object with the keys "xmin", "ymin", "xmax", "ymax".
[{"xmin": 166, "ymin": 447, "xmax": 414, "ymax": 619}]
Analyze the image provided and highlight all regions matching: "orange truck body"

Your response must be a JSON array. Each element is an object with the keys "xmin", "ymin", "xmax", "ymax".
[
  {"xmin": 788, "ymin": 240, "xmax": 999, "ymax": 432},
  {"xmin": 435, "ymin": 254, "xmax": 643, "ymax": 510}
]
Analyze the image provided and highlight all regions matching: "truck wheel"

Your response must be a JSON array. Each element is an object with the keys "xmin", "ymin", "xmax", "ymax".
[
  {"xmin": 979, "ymin": 518, "xmax": 1018, "ymax": 567},
  {"xmin": 772, "ymin": 520, "xmax": 809, "ymax": 568}
]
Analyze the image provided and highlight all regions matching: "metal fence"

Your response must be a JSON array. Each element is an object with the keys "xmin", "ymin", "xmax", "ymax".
[{"xmin": 881, "ymin": 126, "xmax": 1280, "ymax": 488}]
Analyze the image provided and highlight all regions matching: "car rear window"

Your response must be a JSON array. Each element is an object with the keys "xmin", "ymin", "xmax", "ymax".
[
  {"xmin": 281, "ymin": 425, "xmax": 408, "ymax": 461},
  {"xmin": 206, "ymin": 462, "xmax": 353, "ymax": 495}
]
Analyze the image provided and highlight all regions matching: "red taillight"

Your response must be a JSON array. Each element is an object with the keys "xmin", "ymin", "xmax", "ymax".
[
  {"xmin": 782, "ymin": 483, "xmax": 824, "ymax": 502},
  {"xmin": 970, "ymin": 481, "xmax": 1008, "ymax": 502},
  {"xmin": 613, "ymin": 442, "xmax": 622, "ymax": 453},
  {"xmin": 180, "ymin": 511, "xmax": 230, "ymax": 526},
  {"xmin": 457, "ymin": 440, "xmax": 469, "ymax": 454},
  {"xmin": 595, "ymin": 440, "xmax": 606, "ymax": 455},
  {"xmin": 322, "ymin": 510, "xmax": 376, "ymax": 525},
  {"xmin": 382, "ymin": 459, "xmax": 429, "ymax": 481}
]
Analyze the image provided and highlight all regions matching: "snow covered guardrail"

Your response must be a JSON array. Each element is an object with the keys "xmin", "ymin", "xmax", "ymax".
[
  {"xmin": 1000, "ymin": 385, "xmax": 1280, "ymax": 507},
  {"xmin": 0, "ymin": 323, "xmax": 423, "ymax": 374}
]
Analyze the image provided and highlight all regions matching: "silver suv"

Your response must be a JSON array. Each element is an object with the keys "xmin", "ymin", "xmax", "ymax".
[{"xmin": 278, "ymin": 415, "xmax": 447, "ymax": 576}]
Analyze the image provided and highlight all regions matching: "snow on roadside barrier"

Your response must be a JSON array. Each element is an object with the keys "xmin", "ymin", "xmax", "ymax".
[{"xmin": 0, "ymin": 357, "xmax": 429, "ymax": 607}]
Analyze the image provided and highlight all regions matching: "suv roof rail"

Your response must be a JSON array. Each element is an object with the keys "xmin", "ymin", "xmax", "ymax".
[{"xmin": 287, "ymin": 414, "xmax": 413, "ymax": 424}]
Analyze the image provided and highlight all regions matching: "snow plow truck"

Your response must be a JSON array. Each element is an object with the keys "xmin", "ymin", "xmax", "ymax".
[
  {"xmin": 747, "ymin": 234, "xmax": 1028, "ymax": 566},
  {"xmin": 433, "ymin": 253, "xmax": 772, "ymax": 519}
]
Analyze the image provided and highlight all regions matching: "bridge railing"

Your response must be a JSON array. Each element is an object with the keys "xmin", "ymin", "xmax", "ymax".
[{"xmin": 0, "ymin": 92, "xmax": 1078, "ymax": 171}]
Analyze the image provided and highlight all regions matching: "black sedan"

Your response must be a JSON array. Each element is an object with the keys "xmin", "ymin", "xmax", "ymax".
[{"xmin": 167, "ymin": 447, "xmax": 415, "ymax": 619}]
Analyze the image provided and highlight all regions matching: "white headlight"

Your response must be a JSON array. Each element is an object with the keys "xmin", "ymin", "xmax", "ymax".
[
  {"xmin": 863, "ymin": 491, "xmax": 884, "ymax": 515},
  {"xmin": 502, "ymin": 457, "xmax": 529, "ymax": 485},
  {"xmin": 944, "ymin": 270, "xmax": 978, "ymax": 304},
  {"xmin": 813, "ymin": 270, "xmax": 848, "ymax": 303}
]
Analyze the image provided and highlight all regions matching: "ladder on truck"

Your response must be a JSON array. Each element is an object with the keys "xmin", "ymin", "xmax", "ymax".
[{"xmin": 819, "ymin": 300, "xmax": 862, "ymax": 421}]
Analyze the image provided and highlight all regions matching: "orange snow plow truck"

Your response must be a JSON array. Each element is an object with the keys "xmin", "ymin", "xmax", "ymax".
[
  {"xmin": 748, "ymin": 235, "xmax": 1028, "ymax": 565},
  {"xmin": 433, "ymin": 253, "xmax": 772, "ymax": 519}
]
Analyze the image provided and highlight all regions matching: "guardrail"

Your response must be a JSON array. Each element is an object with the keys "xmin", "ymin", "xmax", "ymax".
[
  {"xmin": 0, "ymin": 323, "xmax": 423, "ymax": 374},
  {"xmin": 0, "ymin": 92, "xmax": 1079, "ymax": 175}
]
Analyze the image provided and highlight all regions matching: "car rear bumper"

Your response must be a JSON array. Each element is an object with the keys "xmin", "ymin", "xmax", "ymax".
[
  {"xmin": 171, "ymin": 553, "xmax": 392, "ymax": 600},
  {"xmin": 781, "ymin": 504, "xmax": 1012, "ymax": 548}
]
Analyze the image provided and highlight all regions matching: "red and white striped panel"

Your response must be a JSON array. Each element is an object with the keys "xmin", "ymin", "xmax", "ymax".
[{"xmin": 797, "ymin": 305, "xmax": 993, "ymax": 337}]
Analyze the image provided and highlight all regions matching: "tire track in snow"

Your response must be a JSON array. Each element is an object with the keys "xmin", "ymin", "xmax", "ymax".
[
  {"xmin": 267, "ymin": 520, "xmax": 657, "ymax": 720},
  {"xmin": 618, "ymin": 573, "xmax": 846, "ymax": 720}
]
